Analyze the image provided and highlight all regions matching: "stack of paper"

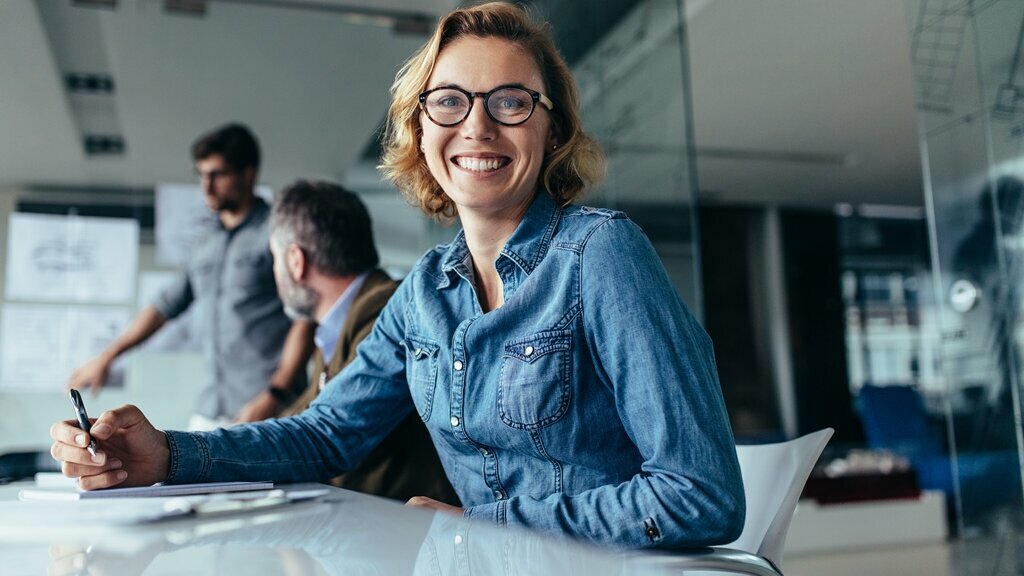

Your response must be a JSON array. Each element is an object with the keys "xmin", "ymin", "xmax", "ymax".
[{"xmin": 19, "ymin": 481, "xmax": 274, "ymax": 501}]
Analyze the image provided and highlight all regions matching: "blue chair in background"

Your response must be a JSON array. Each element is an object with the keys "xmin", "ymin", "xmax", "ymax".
[{"xmin": 857, "ymin": 384, "xmax": 1020, "ymax": 524}]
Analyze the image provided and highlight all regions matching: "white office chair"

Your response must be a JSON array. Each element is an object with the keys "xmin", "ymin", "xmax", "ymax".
[{"xmin": 636, "ymin": 428, "xmax": 834, "ymax": 576}]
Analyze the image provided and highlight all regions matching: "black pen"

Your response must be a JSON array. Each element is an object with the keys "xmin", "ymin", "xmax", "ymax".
[{"xmin": 69, "ymin": 389, "xmax": 98, "ymax": 458}]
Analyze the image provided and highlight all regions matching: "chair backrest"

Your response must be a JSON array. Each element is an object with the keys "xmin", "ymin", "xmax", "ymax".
[
  {"xmin": 727, "ymin": 428, "xmax": 834, "ymax": 570},
  {"xmin": 857, "ymin": 384, "xmax": 942, "ymax": 461}
]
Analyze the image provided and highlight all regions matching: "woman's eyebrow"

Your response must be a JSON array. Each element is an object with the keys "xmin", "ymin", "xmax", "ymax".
[{"xmin": 426, "ymin": 82, "xmax": 535, "ymax": 91}]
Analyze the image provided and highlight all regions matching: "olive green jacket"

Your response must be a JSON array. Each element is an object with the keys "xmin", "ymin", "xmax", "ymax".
[{"xmin": 282, "ymin": 269, "xmax": 459, "ymax": 505}]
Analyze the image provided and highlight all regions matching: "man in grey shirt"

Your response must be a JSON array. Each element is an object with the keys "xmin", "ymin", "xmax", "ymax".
[{"xmin": 68, "ymin": 124, "xmax": 314, "ymax": 429}]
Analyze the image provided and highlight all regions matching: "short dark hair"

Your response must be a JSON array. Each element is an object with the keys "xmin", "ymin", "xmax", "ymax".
[
  {"xmin": 271, "ymin": 180, "xmax": 379, "ymax": 277},
  {"xmin": 191, "ymin": 123, "xmax": 261, "ymax": 171}
]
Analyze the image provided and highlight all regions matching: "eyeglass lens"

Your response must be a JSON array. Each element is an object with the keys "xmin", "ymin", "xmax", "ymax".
[{"xmin": 423, "ymin": 87, "xmax": 536, "ymax": 126}]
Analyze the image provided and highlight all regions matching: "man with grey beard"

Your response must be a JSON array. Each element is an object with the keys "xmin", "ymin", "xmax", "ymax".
[{"xmin": 270, "ymin": 180, "xmax": 458, "ymax": 505}]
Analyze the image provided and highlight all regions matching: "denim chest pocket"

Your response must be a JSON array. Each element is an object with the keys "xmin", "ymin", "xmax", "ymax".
[
  {"xmin": 403, "ymin": 334, "xmax": 440, "ymax": 421},
  {"xmin": 499, "ymin": 330, "xmax": 572, "ymax": 429}
]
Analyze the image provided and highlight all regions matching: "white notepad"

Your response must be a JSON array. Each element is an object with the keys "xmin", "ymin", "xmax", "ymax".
[
  {"xmin": 19, "ymin": 480, "xmax": 274, "ymax": 501},
  {"xmin": 2, "ymin": 486, "xmax": 331, "ymax": 532}
]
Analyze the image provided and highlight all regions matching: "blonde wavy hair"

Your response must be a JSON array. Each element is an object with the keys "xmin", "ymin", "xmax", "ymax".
[{"xmin": 379, "ymin": 2, "xmax": 605, "ymax": 222}]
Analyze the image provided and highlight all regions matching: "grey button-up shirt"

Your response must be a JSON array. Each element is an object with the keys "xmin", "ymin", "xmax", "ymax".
[{"xmin": 153, "ymin": 197, "xmax": 295, "ymax": 419}]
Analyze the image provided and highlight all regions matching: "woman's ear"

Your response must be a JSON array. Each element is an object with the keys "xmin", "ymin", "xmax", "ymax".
[{"xmin": 547, "ymin": 113, "xmax": 566, "ymax": 151}]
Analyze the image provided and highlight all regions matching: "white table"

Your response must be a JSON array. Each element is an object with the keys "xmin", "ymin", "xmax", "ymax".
[{"xmin": 0, "ymin": 482, "xmax": 703, "ymax": 576}]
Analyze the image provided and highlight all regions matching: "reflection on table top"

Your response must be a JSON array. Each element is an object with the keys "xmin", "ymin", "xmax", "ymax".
[{"xmin": 0, "ymin": 482, "xmax": 702, "ymax": 576}]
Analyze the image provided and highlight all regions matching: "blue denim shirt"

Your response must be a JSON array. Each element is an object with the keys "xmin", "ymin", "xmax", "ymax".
[{"xmin": 166, "ymin": 192, "xmax": 744, "ymax": 549}]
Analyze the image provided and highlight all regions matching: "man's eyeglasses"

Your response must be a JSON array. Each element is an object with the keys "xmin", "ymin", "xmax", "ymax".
[{"xmin": 418, "ymin": 85, "xmax": 554, "ymax": 127}]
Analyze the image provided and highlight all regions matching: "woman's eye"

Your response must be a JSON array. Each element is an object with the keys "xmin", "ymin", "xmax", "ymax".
[
  {"xmin": 437, "ymin": 96, "xmax": 464, "ymax": 108},
  {"xmin": 496, "ymin": 97, "xmax": 527, "ymax": 110}
]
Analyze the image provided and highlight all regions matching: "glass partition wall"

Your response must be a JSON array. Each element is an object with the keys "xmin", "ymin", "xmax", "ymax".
[
  {"xmin": 907, "ymin": 0, "xmax": 1024, "ymax": 561},
  {"xmin": 532, "ymin": 0, "xmax": 703, "ymax": 312}
]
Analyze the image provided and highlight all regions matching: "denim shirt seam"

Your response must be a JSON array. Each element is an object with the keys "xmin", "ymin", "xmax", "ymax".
[
  {"xmin": 576, "ymin": 211, "xmax": 624, "ymax": 248},
  {"xmin": 165, "ymin": 431, "xmax": 181, "ymax": 483},
  {"xmin": 197, "ymin": 433, "xmax": 212, "ymax": 482},
  {"xmin": 496, "ymin": 499, "xmax": 508, "ymax": 526},
  {"xmin": 528, "ymin": 429, "xmax": 563, "ymax": 493}
]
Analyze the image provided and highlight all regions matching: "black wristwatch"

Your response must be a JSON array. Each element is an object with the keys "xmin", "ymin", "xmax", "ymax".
[{"xmin": 267, "ymin": 386, "xmax": 296, "ymax": 404}]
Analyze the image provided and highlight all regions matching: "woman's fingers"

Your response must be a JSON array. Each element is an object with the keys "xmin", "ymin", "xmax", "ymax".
[
  {"xmin": 59, "ymin": 457, "xmax": 123, "ymax": 479},
  {"xmin": 50, "ymin": 439, "xmax": 107, "ymax": 467},
  {"xmin": 49, "ymin": 419, "xmax": 94, "ymax": 449},
  {"xmin": 76, "ymin": 468, "xmax": 129, "ymax": 491}
]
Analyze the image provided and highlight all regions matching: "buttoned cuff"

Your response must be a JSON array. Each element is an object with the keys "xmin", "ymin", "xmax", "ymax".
[
  {"xmin": 164, "ymin": 430, "xmax": 211, "ymax": 484},
  {"xmin": 463, "ymin": 500, "xmax": 506, "ymax": 526}
]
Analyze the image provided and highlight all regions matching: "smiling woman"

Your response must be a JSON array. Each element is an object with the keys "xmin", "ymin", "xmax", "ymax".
[{"xmin": 46, "ymin": 1, "xmax": 740, "ymax": 550}]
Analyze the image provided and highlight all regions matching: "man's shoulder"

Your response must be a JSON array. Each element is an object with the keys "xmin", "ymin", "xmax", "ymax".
[
  {"xmin": 350, "ymin": 269, "xmax": 399, "ymax": 316},
  {"xmin": 339, "ymin": 269, "xmax": 400, "ymax": 351},
  {"xmin": 358, "ymin": 269, "xmax": 399, "ymax": 300}
]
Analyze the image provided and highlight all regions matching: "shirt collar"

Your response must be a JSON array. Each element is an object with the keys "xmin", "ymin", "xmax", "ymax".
[
  {"xmin": 437, "ymin": 192, "xmax": 561, "ymax": 289},
  {"xmin": 314, "ymin": 271, "xmax": 370, "ymax": 363},
  {"xmin": 218, "ymin": 195, "xmax": 269, "ymax": 232},
  {"xmin": 498, "ymin": 191, "xmax": 560, "ymax": 275}
]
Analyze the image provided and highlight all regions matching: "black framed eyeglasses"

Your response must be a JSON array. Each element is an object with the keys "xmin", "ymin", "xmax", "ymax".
[{"xmin": 418, "ymin": 85, "xmax": 554, "ymax": 127}]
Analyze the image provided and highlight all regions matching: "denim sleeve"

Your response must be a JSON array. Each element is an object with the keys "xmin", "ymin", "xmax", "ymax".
[
  {"xmin": 165, "ymin": 283, "xmax": 414, "ymax": 484},
  {"xmin": 151, "ymin": 270, "xmax": 193, "ymax": 320},
  {"xmin": 467, "ymin": 217, "xmax": 745, "ymax": 549}
]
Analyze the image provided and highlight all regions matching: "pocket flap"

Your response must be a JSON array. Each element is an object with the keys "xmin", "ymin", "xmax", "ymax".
[
  {"xmin": 403, "ymin": 334, "xmax": 440, "ymax": 360},
  {"xmin": 503, "ymin": 330, "xmax": 571, "ymax": 363}
]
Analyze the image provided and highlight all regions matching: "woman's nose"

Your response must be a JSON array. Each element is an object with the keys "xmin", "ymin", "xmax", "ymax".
[{"xmin": 460, "ymin": 98, "xmax": 497, "ymax": 140}]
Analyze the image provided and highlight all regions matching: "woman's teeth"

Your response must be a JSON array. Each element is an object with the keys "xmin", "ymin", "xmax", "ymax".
[{"xmin": 455, "ymin": 157, "xmax": 506, "ymax": 172}]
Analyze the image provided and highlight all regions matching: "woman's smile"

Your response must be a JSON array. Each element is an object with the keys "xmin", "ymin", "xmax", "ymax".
[{"xmin": 451, "ymin": 153, "xmax": 512, "ymax": 174}]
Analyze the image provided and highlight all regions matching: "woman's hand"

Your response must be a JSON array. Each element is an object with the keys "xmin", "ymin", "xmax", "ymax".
[
  {"xmin": 49, "ymin": 404, "xmax": 171, "ymax": 490},
  {"xmin": 406, "ymin": 496, "xmax": 464, "ymax": 516}
]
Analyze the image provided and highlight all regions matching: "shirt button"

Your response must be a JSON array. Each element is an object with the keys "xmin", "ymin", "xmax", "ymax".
[
  {"xmin": 414, "ymin": 348, "xmax": 423, "ymax": 356},
  {"xmin": 453, "ymin": 360, "xmax": 464, "ymax": 371},
  {"xmin": 480, "ymin": 447, "xmax": 489, "ymax": 456},
  {"xmin": 524, "ymin": 346, "xmax": 534, "ymax": 356},
  {"xmin": 454, "ymin": 534, "xmax": 464, "ymax": 545},
  {"xmin": 450, "ymin": 416, "xmax": 460, "ymax": 427},
  {"xmin": 494, "ymin": 491, "xmax": 504, "ymax": 500}
]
